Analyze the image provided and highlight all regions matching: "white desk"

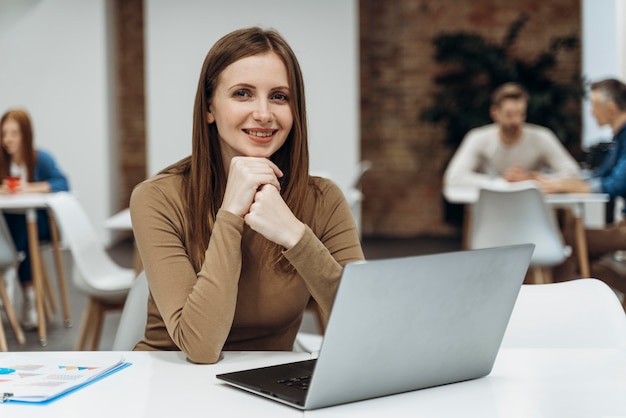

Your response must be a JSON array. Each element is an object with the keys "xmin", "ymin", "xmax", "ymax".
[
  {"xmin": 1, "ymin": 350, "xmax": 310, "ymax": 417},
  {"xmin": 1, "ymin": 349, "xmax": 624, "ymax": 417},
  {"xmin": 103, "ymin": 208, "xmax": 131, "ymax": 231},
  {"xmin": 444, "ymin": 185, "xmax": 609, "ymax": 207},
  {"xmin": 0, "ymin": 194, "xmax": 72, "ymax": 345},
  {"xmin": 443, "ymin": 185, "xmax": 609, "ymax": 278},
  {"xmin": 306, "ymin": 348, "xmax": 626, "ymax": 417}
]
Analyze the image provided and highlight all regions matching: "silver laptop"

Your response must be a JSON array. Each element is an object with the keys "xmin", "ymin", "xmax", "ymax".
[{"xmin": 217, "ymin": 244, "xmax": 534, "ymax": 410}]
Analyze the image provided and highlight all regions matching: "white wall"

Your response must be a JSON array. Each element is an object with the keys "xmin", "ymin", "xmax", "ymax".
[
  {"xmin": 582, "ymin": 0, "xmax": 622, "ymax": 147},
  {"xmin": 619, "ymin": 0, "xmax": 626, "ymax": 81},
  {"xmin": 145, "ymin": 0, "xmax": 360, "ymax": 192},
  {"xmin": 0, "ymin": 0, "xmax": 113, "ymax": 243}
]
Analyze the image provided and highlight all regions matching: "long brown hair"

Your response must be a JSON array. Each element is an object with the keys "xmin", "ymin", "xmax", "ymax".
[
  {"xmin": 0, "ymin": 108, "xmax": 37, "ymax": 181},
  {"xmin": 161, "ymin": 27, "xmax": 310, "ymax": 272}
]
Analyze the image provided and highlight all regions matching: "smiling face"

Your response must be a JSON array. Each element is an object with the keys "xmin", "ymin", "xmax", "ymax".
[
  {"xmin": 207, "ymin": 51, "xmax": 294, "ymax": 171},
  {"xmin": 1, "ymin": 118, "xmax": 23, "ymax": 158}
]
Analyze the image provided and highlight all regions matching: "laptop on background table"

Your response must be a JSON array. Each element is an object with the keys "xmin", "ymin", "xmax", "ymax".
[{"xmin": 217, "ymin": 244, "xmax": 534, "ymax": 410}]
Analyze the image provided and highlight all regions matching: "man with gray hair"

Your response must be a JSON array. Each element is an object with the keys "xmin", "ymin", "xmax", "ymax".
[{"xmin": 539, "ymin": 78, "xmax": 626, "ymax": 282}]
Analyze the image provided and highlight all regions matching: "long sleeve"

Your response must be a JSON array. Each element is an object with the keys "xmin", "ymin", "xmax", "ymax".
[
  {"xmin": 592, "ymin": 126, "xmax": 626, "ymax": 197},
  {"xmin": 533, "ymin": 128, "xmax": 581, "ymax": 180},
  {"xmin": 130, "ymin": 176, "xmax": 246, "ymax": 363},
  {"xmin": 130, "ymin": 173, "xmax": 364, "ymax": 364},
  {"xmin": 443, "ymin": 127, "xmax": 499, "ymax": 188},
  {"xmin": 283, "ymin": 179, "xmax": 364, "ymax": 318},
  {"xmin": 34, "ymin": 150, "xmax": 70, "ymax": 192}
]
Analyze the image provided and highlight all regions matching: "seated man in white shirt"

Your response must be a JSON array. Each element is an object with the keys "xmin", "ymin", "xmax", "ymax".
[{"xmin": 443, "ymin": 82, "xmax": 581, "ymax": 188}]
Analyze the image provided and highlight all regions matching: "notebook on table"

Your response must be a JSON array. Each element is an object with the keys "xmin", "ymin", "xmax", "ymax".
[{"xmin": 217, "ymin": 244, "xmax": 534, "ymax": 410}]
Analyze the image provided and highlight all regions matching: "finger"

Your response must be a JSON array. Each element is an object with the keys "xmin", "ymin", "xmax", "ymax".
[
  {"xmin": 265, "ymin": 159, "xmax": 283, "ymax": 178},
  {"xmin": 230, "ymin": 157, "xmax": 282, "ymax": 186},
  {"xmin": 247, "ymin": 159, "xmax": 283, "ymax": 186}
]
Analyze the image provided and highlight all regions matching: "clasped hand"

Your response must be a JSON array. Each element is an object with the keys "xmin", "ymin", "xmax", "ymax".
[
  {"xmin": 221, "ymin": 156, "xmax": 305, "ymax": 249},
  {"xmin": 501, "ymin": 166, "xmax": 536, "ymax": 182}
]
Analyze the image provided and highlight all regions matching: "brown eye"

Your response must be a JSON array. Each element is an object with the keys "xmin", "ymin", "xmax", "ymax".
[{"xmin": 271, "ymin": 92, "xmax": 289, "ymax": 102}]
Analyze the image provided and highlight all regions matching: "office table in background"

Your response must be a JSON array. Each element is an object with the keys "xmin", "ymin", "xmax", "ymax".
[
  {"xmin": 443, "ymin": 185, "xmax": 609, "ymax": 278},
  {"xmin": 1, "ymin": 349, "xmax": 624, "ymax": 417},
  {"xmin": 0, "ymin": 193, "xmax": 72, "ymax": 346}
]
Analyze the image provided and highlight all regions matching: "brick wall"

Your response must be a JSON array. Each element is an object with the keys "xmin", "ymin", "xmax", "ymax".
[
  {"xmin": 112, "ymin": 0, "xmax": 147, "ymax": 211},
  {"xmin": 359, "ymin": 0, "xmax": 582, "ymax": 237}
]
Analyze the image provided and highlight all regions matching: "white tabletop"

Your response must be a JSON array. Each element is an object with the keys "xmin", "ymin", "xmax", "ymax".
[
  {"xmin": 443, "ymin": 184, "xmax": 609, "ymax": 206},
  {"xmin": 1, "ymin": 351, "xmax": 311, "ymax": 418},
  {"xmin": 306, "ymin": 348, "xmax": 626, "ymax": 417},
  {"xmin": 1, "ymin": 348, "xmax": 624, "ymax": 417},
  {"xmin": 0, "ymin": 193, "xmax": 51, "ymax": 210}
]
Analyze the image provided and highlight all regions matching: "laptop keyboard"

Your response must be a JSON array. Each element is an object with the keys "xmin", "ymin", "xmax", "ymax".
[{"xmin": 277, "ymin": 375, "xmax": 311, "ymax": 391}]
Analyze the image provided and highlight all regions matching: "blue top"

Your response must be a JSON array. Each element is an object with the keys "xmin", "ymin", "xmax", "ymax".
[{"xmin": 34, "ymin": 149, "xmax": 70, "ymax": 192}]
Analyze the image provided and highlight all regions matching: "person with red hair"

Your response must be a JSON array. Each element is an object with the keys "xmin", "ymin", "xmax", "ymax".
[{"xmin": 0, "ymin": 108, "xmax": 70, "ymax": 329}]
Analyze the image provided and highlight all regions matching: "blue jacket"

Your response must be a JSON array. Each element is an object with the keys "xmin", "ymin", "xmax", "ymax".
[{"xmin": 34, "ymin": 149, "xmax": 70, "ymax": 192}]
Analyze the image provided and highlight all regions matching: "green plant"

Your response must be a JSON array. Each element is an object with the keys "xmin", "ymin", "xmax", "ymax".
[{"xmin": 421, "ymin": 13, "xmax": 585, "ymax": 158}]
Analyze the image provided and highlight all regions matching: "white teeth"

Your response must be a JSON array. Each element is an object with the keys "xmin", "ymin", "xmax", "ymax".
[{"xmin": 246, "ymin": 130, "xmax": 273, "ymax": 137}]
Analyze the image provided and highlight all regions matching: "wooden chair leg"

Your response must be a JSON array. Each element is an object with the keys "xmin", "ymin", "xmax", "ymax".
[
  {"xmin": 523, "ymin": 269, "xmax": 534, "ymax": 284},
  {"xmin": 75, "ymin": 298, "xmax": 97, "ymax": 350},
  {"xmin": 47, "ymin": 213, "xmax": 72, "ymax": 327},
  {"xmin": 530, "ymin": 267, "xmax": 553, "ymax": 285},
  {"xmin": 530, "ymin": 267, "xmax": 542, "ymax": 284},
  {"xmin": 39, "ymin": 256, "xmax": 57, "ymax": 321},
  {"xmin": 75, "ymin": 298, "xmax": 124, "ymax": 351},
  {"xmin": 89, "ymin": 302, "xmax": 105, "ymax": 351},
  {"xmin": 541, "ymin": 267, "xmax": 553, "ymax": 284},
  {"xmin": 0, "ymin": 275, "xmax": 25, "ymax": 345},
  {"xmin": 0, "ymin": 317, "xmax": 7, "ymax": 351},
  {"xmin": 93, "ymin": 303, "xmax": 126, "ymax": 351}
]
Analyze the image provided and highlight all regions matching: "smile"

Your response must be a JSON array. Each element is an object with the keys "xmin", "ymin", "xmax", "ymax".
[{"xmin": 244, "ymin": 129, "xmax": 276, "ymax": 138}]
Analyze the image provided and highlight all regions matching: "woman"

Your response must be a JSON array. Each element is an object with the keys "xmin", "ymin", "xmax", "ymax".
[
  {"xmin": 0, "ymin": 108, "xmax": 70, "ymax": 329},
  {"xmin": 130, "ymin": 27, "xmax": 364, "ymax": 364}
]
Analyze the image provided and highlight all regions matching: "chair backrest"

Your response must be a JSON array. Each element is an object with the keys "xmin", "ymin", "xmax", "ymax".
[
  {"xmin": 112, "ymin": 271, "xmax": 149, "ymax": 351},
  {"xmin": 470, "ymin": 183, "xmax": 567, "ymax": 266},
  {"xmin": 501, "ymin": 279, "xmax": 626, "ymax": 348},
  {"xmin": 0, "ymin": 215, "xmax": 18, "ymax": 270},
  {"xmin": 45, "ymin": 192, "xmax": 131, "ymax": 291}
]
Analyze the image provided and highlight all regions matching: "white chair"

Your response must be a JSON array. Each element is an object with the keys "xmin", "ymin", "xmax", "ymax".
[
  {"xmin": 45, "ymin": 192, "xmax": 135, "ymax": 350},
  {"xmin": 470, "ymin": 182, "xmax": 571, "ymax": 283},
  {"xmin": 0, "ymin": 216, "xmax": 25, "ymax": 350},
  {"xmin": 112, "ymin": 271, "xmax": 148, "ymax": 351},
  {"xmin": 501, "ymin": 279, "xmax": 626, "ymax": 348},
  {"xmin": 293, "ymin": 332, "xmax": 323, "ymax": 354}
]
